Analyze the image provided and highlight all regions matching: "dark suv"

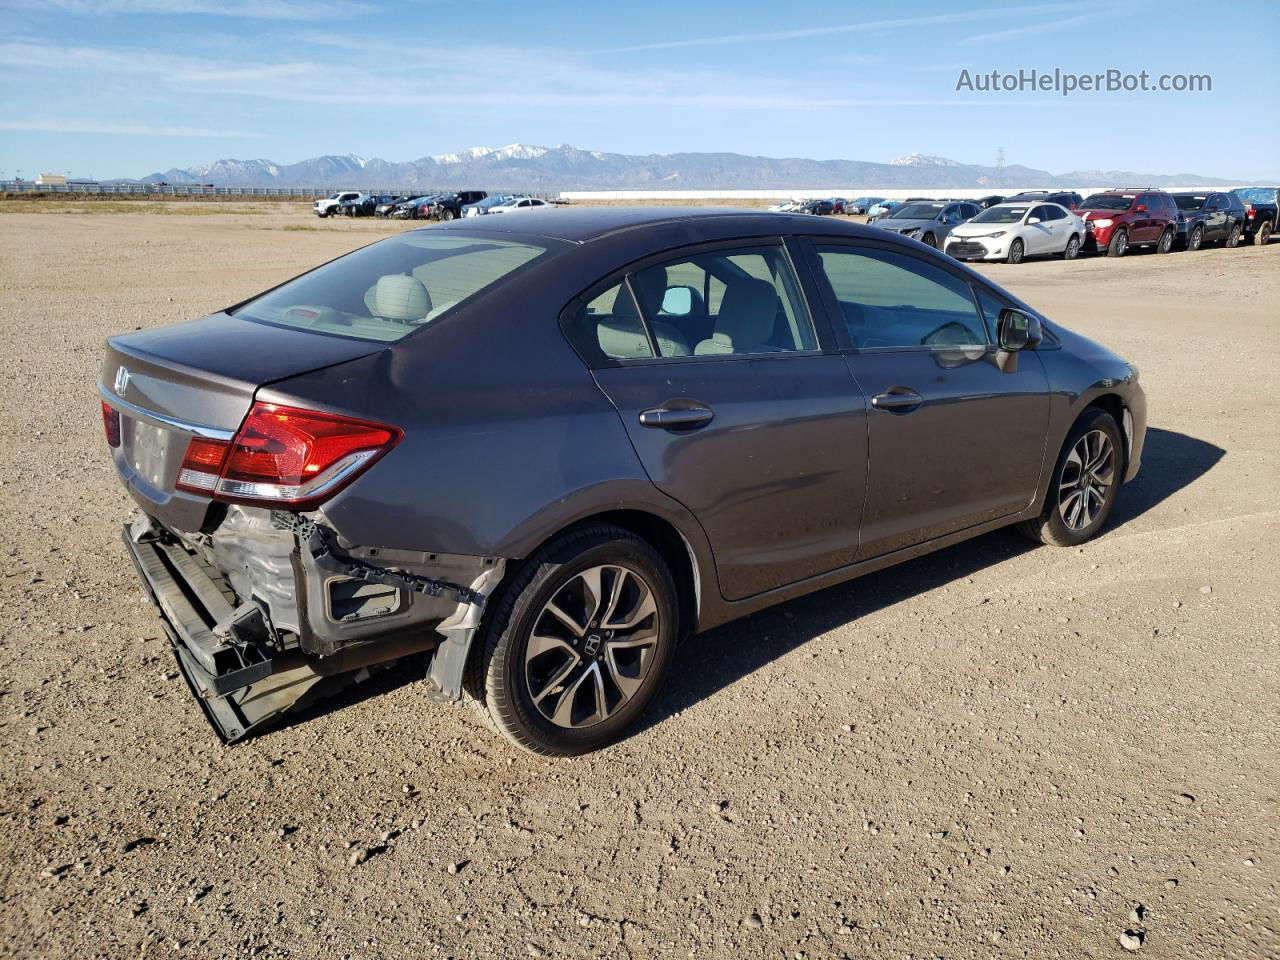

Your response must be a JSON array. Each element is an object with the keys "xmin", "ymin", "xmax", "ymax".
[
  {"xmin": 1005, "ymin": 190, "xmax": 1083, "ymax": 211},
  {"xmin": 1078, "ymin": 189, "xmax": 1178, "ymax": 257},
  {"xmin": 1171, "ymin": 191, "xmax": 1246, "ymax": 250},
  {"xmin": 430, "ymin": 190, "xmax": 487, "ymax": 221}
]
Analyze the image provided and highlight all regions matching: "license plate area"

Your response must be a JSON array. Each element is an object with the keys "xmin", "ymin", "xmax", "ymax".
[{"xmin": 125, "ymin": 416, "xmax": 178, "ymax": 491}]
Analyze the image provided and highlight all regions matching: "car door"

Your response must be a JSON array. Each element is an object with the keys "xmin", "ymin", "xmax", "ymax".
[
  {"xmin": 1206, "ymin": 194, "xmax": 1227, "ymax": 240},
  {"xmin": 1134, "ymin": 193, "xmax": 1159, "ymax": 243},
  {"xmin": 801, "ymin": 239, "xmax": 1050, "ymax": 559},
  {"xmin": 572, "ymin": 239, "xmax": 869, "ymax": 601},
  {"xmin": 1025, "ymin": 205, "xmax": 1054, "ymax": 254}
]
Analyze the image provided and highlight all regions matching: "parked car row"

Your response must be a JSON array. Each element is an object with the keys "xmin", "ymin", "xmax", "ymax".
[
  {"xmin": 859, "ymin": 187, "xmax": 1276, "ymax": 263},
  {"xmin": 313, "ymin": 189, "xmax": 564, "ymax": 221}
]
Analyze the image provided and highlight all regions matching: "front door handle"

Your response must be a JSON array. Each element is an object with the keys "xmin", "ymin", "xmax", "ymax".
[
  {"xmin": 639, "ymin": 403, "xmax": 714, "ymax": 429},
  {"xmin": 871, "ymin": 389, "xmax": 924, "ymax": 412}
]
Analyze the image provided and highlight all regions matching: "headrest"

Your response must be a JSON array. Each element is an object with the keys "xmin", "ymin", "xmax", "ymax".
[{"xmin": 373, "ymin": 274, "xmax": 431, "ymax": 322}]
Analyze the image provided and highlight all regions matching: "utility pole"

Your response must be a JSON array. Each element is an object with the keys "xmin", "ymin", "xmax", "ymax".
[{"xmin": 995, "ymin": 146, "xmax": 1005, "ymax": 189}]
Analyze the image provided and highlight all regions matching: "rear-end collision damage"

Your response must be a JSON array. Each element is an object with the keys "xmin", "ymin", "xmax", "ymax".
[{"xmin": 100, "ymin": 334, "xmax": 504, "ymax": 743}]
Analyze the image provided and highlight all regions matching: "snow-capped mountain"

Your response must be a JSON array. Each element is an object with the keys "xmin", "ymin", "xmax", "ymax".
[
  {"xmin": 138, "ymin": 145, "xmax": 1239, "ymax": 190},
  {"xmin": 890, "ymin": 153, "xmax": 963, "ymax": 167}
]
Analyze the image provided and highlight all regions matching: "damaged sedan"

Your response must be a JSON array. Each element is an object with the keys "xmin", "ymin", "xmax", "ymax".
[{"xmin": 101, "ymin": 208, "xmax": 1146, "ymax": 755}]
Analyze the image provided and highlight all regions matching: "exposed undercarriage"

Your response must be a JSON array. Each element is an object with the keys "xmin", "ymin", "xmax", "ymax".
[{"xmin": 123, "ymin": 506, "xmax": 503, "ymax": 741}]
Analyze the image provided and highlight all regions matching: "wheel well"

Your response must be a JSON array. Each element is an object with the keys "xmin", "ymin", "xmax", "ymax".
[
  {"xmin": 528, "ymin": 510, "xmax": 700, "ymax": 639},
  {"xmin": 1086, "ymin": 394, "xmax": 1129, "ymax": 468}
]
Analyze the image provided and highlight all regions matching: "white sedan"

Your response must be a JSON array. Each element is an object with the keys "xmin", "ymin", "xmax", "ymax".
[
  {"xmin": 944, "ymin": 202, "xmax": 1083, "ymax": 264},
  {"xmin": 487, "ymin": 196, "xmax": 551, "ymax": 214}
]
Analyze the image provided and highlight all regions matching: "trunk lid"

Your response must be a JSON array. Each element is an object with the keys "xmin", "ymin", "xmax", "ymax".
[{"xmin": 101, "ymin": 313, "xmax": 384, "ymax": 531}]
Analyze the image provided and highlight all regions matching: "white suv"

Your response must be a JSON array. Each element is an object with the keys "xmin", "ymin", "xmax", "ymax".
[{"xmin": 313, "ymin": 191, "xmax": 363, "ymax": 218}]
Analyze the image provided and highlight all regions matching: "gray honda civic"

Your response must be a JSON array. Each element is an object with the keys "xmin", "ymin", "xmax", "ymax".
[{"xmin": 100, "ymin": 207, "xmax": 1146, "ymax": 755}]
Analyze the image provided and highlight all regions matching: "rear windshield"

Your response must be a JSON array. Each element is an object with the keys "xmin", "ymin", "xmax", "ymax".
[
  {"xmin": 1080, "ymin": 194, "xmax": 1135, "ymax": 211},
  {"xmin": 233, "ymin": 232, "xmax": 555, "ymax": 342},
  {"xmin": 1174, "ymin": 195, "xmax": 1207, "ymax": 210}
]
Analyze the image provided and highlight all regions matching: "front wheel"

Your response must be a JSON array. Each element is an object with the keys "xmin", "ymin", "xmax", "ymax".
[
  {"xmin": 1017, "ymin": 408, "xmax": 1123, "ymax": 548},
  {"xmin": 1006, "ymin": 238, "xmax": 1025, "ymax": 264},
  {"xmin": 467, "ymin": 525, "xmax": 678, "ymax": 755},
  {"xmin": 439, "ymin": 208, "xmax": 455, "ymax": 222},
  {"xmin": 1108, "ymin": 229, "xmax": 1128, "ymax": 257},
  {"xmin": 921, "ymin": 232, "xmax": 936, "ymax": 248},
  {"xmin": 1156, "ymin": 227, "xmax": 1174, "ymax": 253},
  {"xmin": 1187, "ymin": 225, "xmax": 1203, "ymax": 251},
  {"xmin": 1062, "ymin": 234, "xmax": 1080, "ymax": 260}
]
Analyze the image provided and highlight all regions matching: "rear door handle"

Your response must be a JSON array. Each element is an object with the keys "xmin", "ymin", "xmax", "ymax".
[
  {"xmin": 639, "ymin": 403, "xmax": 714, "ymax": 429},
  {"xmin": 871, "ymin": 389, "xmax": 924, "ymax": 412}
]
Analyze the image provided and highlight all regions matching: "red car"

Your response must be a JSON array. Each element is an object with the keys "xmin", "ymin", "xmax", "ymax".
[{"xmin": 1078, "ymin": 189, "xmax": 1178, "ymax": 257}]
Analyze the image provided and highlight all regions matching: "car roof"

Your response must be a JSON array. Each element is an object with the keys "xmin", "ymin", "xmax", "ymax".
[{"xmin": 420, "ymin": 205, "xmax": 897, "ymax": 243}]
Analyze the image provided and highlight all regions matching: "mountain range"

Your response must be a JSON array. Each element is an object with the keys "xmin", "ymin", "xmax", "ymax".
[{"xmin": 137, "ymin": 144, "xmax": 1247, "ymax": 191}]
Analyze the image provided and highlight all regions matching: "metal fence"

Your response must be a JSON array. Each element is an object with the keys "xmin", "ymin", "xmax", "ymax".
[{"xmin": 0, "ymin": 182, "xmax": 560, "ymax": 199}]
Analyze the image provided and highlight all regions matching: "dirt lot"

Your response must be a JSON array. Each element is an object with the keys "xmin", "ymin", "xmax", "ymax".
[{"xmin": 1, "ymin": 202, "xmax": 1277, "ymax": 959}]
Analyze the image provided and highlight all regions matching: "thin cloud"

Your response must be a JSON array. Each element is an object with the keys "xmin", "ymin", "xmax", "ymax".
[
  {"xmin": 3, "ymin": 0, "xmax": 372, "ymax": 19},
  {"xmin": 0, "ymin": 120, "xmax": 266, "ymax": 137},
  {"xmin": 958, "ymin": 11, "xmax": 1109, "ymax": 44},
  {"xmin": 592, "ymin": 3, "xmax": 1095, "ymax": 53}
]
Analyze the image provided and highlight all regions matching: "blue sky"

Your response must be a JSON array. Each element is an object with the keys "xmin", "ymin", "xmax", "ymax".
[{"xmin": 1, "ymin": 0, "xmax": 1277, "ymax": 181}]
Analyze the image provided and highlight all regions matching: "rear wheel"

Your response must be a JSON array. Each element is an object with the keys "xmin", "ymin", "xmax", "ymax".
[
  {"xmin": 1007, "ymin": 238, "xmax": 1025, "ymax": 264},
  {"xmin": 1187, "ymin": 225, "xmax": 1203, "ymax": 251},
  {"xmin": 1017, "ymin": 408, "xmax": 1124, "ymax": 547},
  {"xmin": 1226, "ymin": 223, "xmax": 1242, "ymax": 247},
  {"xmin": 1156, "ymin": 227, "xmax": 1174, "ymax": 253},
  {"xmin": 467, "ymin": 525, "xmax": 678, "ymax": 756},
  {"xmin": 1254, "ymin": 221, "xmax": 1272, "ymax": 246},
  {"xmin": 1062, "ymin": 234, "xmax": 1080, "ymax": 260},
  {"xmin": 1108, "ymin": 228, "xmax": 1128, "ymax": 257}
]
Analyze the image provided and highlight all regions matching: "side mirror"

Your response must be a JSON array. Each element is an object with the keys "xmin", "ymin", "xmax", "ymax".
[
  {"xmin": 661, "ymin": 285, "xmax": 694, "ymax": 316},
  {"xmin": 998, "ymin": 308, "xmax": 1042, "ymax": 351},
  {"xmin": 1027, "ymin": 217, "xmax": 1041, "ymax": 225}
]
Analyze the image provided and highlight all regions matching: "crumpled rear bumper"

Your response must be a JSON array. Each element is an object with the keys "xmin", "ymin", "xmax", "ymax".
[{"xmin": 120, "ymin": 515, "xmax": 500, "ymax": 742}]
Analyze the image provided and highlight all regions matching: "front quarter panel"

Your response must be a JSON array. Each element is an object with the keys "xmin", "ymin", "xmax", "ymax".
[{"xmin": 1036, "ymin": 321, "xmax": 1146, "ymax": 482}]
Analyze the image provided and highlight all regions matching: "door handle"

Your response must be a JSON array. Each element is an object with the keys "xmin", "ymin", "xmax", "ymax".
[
  {"xmin": 871, "ymin": 389, "xmax": 924, "ymax": 412},
  {"xmin": 639, "ymin": 403, "xmax": 714, "ymax": 429}
]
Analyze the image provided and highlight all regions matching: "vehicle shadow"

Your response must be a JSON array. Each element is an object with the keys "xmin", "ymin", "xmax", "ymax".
[
  {"xmin": 1106, "ymin": 427, "xmax": 1224, "ymax": 529},
  {"xmin": 637, "ymin": 426, "xmax": 1223, "ymax": 736},
  {"xmin": 262, "ymin": 428, "xmax": 1223, "ymax": 745}
]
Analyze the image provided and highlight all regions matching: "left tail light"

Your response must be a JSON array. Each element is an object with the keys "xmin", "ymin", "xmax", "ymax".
[
  {"xmin": 175, "ymin": 402, "xmax": 401, "ymax": 508},
  {"xmin": 101, "ymin": 401, "xmax": 121, "ymax": 448}
]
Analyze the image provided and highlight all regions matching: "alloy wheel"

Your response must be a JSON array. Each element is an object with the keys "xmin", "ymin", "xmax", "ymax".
[
  {"xmin": 1189, "ymin": 226, "xmax": 1203, "ymax": 251},
  {"xmin": 1058, "ymin": 429, "xmax": 1115, "ymax": 531},
  {"xmin": 1065, "ymin": 236, "xmax": 1080, "ymax": 259},
  {"xmin": 524, "ymin": 565, "xmax": 660, "ymax": 729}
]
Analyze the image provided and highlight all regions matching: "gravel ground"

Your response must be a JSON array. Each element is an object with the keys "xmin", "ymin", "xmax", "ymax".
[{"xmin": 1, "ymin": 203, "xmax": 1277, "ymax": 959}]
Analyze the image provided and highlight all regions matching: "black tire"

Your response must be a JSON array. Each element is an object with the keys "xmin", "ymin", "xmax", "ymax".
[
  {"xmin": 1225, "ymin": 223, "xmax": 1241, "ymax": 247},
  {"xmin": 921, "ymin": 232, "xmax": 936, "ymax": 248},
  {"xmin": 1062, "ymin": 234, "xmax": 1080, "ymax": 260},
  {"xmin": 1254, "ymin": 221, "xmax": 1271, "ymax": 246},
  {"xmin": 466, "ymin": 525, "xmax": 678, "ymax": 756},
  {"xmin": 439, "ymin": 208, "xmax": 455, "ymax": 222},
  {"xmin": 1187, "ymin": 225, "xmax": 1203, "ymax": 251},
  {"xmin": 1107, "ymin": 228, "xmax": 1128, "ymax": 257},
  {"xmin": 1016, "ymin": 408, "xmax": 1124, "ymax": 548},
  {"xmin": 1156, "ymin": 227, "xmax": 1174, "ymax": 254},
  {"xmin": 1006, "ymin": 238, "xmax": 1025, "ymax": 264}
]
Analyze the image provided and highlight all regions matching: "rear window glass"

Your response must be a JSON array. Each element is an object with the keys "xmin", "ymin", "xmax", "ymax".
[{"xmin": 233, "ymin": 232, "xmax": 555, "ymax": 342}]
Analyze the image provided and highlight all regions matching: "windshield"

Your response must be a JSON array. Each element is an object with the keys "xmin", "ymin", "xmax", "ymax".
[
  {"xmin": 233, "ymin": 232, "xmax": 557, "ymax": 342},
  {"xmin": 1232, "ymin": 187, "xmax": 1276, "ymax": 204},
  {"xmin": 1174, "ymin": 195, "xmax": 1207, "ymax": 211},
  {"xmin": 474, "ymin": 195, "xmax": 511, "ymax": 209},
  {"xmin": 972, "ymin": 205, "xmax": 1030, "ymax": 224},
  {"xmin": 1080, "ymin": 194, "xmax": 1135, "ymax": 211},
  {"xmin": 888, "ymin": 203, "xmax": 943, "ymax": 219}
]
